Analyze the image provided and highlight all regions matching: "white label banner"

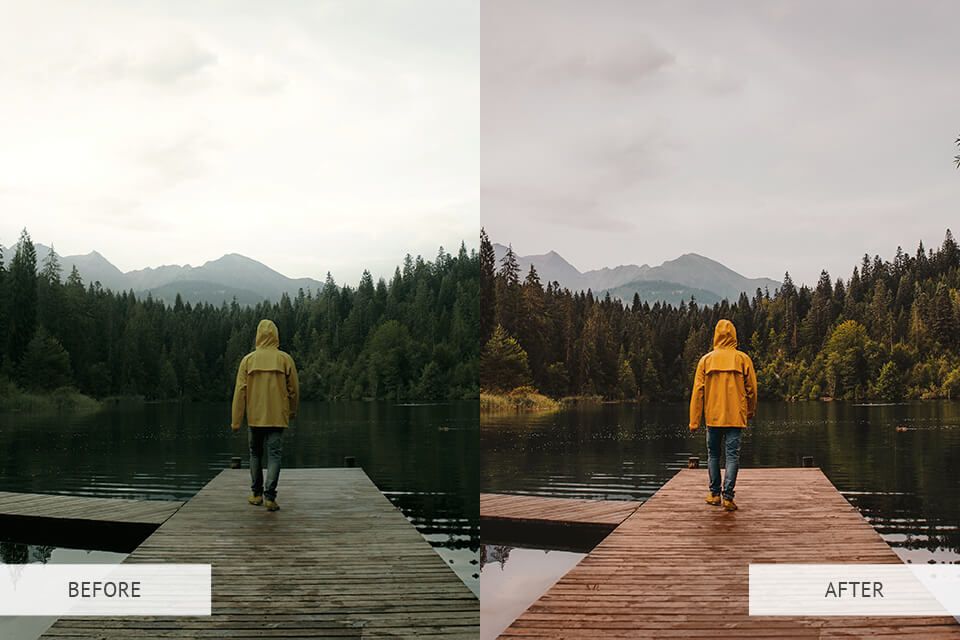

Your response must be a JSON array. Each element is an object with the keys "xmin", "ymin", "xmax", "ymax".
[
  {"xmin": 0, "ymin": 564, "xmax": 211, "ymax": 616},
  {"xmin": 749, "ymin": 564, "xmax": 960, "ymax": 616}
]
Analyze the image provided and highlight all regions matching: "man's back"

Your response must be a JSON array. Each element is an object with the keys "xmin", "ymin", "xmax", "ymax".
[
  {"xmin": 689, "ymin": 319, "xmax": 757, "ymax": 428},
  {"xmin": 232, "ymin": 319, "xmax": 299, "ymax": 429}
]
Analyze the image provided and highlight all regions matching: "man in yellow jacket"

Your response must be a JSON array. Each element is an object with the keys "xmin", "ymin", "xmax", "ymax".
[
  {"xmin": 231, "ymin": 319, "xmax": 300, "ymax": 511},
  {"xmin": 689, "ymin": 319, "xmax": 757, "ymax": 511}
]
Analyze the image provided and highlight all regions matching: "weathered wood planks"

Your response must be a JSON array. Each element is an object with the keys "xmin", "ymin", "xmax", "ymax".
[
  {"xmin": 481, "ymin": 493, "xmax": 641, "ymax": 528},
  {"xmin": 0, "ymin": 491, "xmax": 182, "ymax": 525},
  {"xmin": 39, "ymin": 468, "xmax": 478, "ymax": 638},
  {"xmin": 499, "ymin": 468, "xmax": 960, "ymax": 638}
]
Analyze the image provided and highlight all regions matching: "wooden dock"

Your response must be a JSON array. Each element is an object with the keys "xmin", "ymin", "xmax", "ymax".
[
  {"xmin": 497, "ymin": 468, "xmax": 960, "ymax": 638},
  {"xmin": 39, "ymin": 468, "xmax": 478, "ymax": 638},
  {"xmin": 0, "ymin": 491, "xmax": 182, "ymax": 525},
  {"xmin": 481, "ymin": 493, "xmax": 640, "ymax": 528},
  {"xmin": 0, "ymin": 490, "xmax": 184, "ymax": 552}
]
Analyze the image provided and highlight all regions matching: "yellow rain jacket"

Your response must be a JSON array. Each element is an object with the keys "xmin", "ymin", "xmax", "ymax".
[
  {"xmin": 231, "ymin": 319, "xmax": 300, "ymax": 429},
  {"xmin": 689, "ymin": 319, "xmax": 757, "ymax": 429}
]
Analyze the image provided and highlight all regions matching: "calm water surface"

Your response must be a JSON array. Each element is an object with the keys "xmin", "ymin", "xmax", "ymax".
[
  {"xmin": 480, "ymin": 401, "xmax": 960, "ymax": 636},
  {"xmin": 480, "ymin": 545, "xmax": 584, "ymax": 640},
  {"xmin": 0, "ymin": 400, "xmax": 479, "ymax": 594}
]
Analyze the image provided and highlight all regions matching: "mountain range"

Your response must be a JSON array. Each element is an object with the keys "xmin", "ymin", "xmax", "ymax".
[
  {"xmin": 0, "ymin": 238, "xmax": 780, "ymax": 308},
  {"xmin": 492, "ymin": 243, "xmax": 780, "ymax": 305},
  {"xmin": 0, "ymin": 242, "xmax": 324, "ymax": 307}
]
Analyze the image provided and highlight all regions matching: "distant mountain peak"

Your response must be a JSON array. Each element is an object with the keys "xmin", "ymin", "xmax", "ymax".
[
  {"xmin": 217, "ymin": 252, "xmax": 255, "ymax": 262},
  {"xmin": 493, "ymin": 240, "xmax": 780, "ymax": 305},
  {"xmin": 24, "ymin": 245, "xmax": 325, "ymax": 307},
  {"xmin": 672, "ymin": 252, "xmax": 712, "ymax": 263}
]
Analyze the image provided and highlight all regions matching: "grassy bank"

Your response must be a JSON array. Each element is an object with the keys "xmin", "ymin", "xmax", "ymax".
[
  {"xmin": 0, "ymin": 382, "xmax": 102, "ymax": 414},
  {"xmin": 481, "ymin": 386, "xmax": 561, "ymax": 414}
]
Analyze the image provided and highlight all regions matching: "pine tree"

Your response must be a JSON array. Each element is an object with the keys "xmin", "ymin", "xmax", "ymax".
[
  {"xmin": 66, "ymin": 265, "xmax": 83, "ymax": 288},
  {"xmin": 495, "ymin": 244, "xmax": 521, "ymax": 337},
  {"xmin": 480, "ymin": 325, "xmax": 531, "ymax": 391},
  {"xmin": 641, "ymin": 358, "xmax": 661, "ymax": 399},
  {"xmin": 616, "ymin": 350, "xmax": 637, "ymax": 400},
  {"xmin": 40, "ymin": 244, "xmax": 62, "ymax": 285},
  {"xmin": 518, "ymin": 265, "xmax": 547, "ymax": 378},
  {"xmin": 17, "ymin": 328, "xmax": 72, "ymax": 391},
  {"xmin": 940, "ymin": 229, "xmax": 959, "ymax": 270},
  {"xmin": 8, "ymin": 229, "xmax": 38, "ymax": 365}
]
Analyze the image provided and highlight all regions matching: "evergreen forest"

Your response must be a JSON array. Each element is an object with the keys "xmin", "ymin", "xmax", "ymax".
[
  {"xmin": 481, "ymin": 228, "xmax": 960, "ymax": 402},
  {"xmin": 0, "ymin": 229, "xmax": 479, "ymax": 403}
]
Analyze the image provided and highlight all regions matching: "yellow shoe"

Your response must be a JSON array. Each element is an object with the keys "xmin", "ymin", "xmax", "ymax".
[
  {"xmin": 248, "ymin": 494, "xmax": 263, "ymax": 506},
  {"xmin": 705, "ymin": 493, "xmax": 721, "ymax": 506},
  {"xmin": 265, "ymin": 499, "xmax": 280, "ymax": 512},
  {"xmin": 723, "ymin": 498, "xmax": 738, "ymax": 511}
]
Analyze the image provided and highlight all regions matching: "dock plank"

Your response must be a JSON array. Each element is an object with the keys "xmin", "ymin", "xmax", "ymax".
[
  {"xmin": 499, "ymin": 468, "xmax": 960, "ymax": 638},
  {"xmin": 0, "ymin": 491, "xmax": 182, "ymax": 525},
  {"xmin": 481, "ymin": 493, "xmax": 640, "ymax": 527},
  {"xmin": 41, "ymin": 468, "xmax": 478, "ymax": 638}
]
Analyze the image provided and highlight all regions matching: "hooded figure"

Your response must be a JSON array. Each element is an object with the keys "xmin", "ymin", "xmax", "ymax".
[
  {"xmin": 232, "ymin": 319, "xmax": 299, "ymax": 428},
  {"xmin": 689, "ymin": 319, "xmax": 757, "ymax": 429},
  {"xmin": 688, "ymin": 319, "xmax": 757, "ymax": 510},
  {"xmin": 231, "ymin": 319, "xmax": 300, "ymax": 511}
]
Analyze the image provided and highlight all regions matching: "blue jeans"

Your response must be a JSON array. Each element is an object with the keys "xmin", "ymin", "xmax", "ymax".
[
  {"xmin": 249, "ymin": 427, "xmax": 284, "ymax": 501},
  {"xmin": 707, "ymin": 427, "xmax": 742, "ymax": 500}
]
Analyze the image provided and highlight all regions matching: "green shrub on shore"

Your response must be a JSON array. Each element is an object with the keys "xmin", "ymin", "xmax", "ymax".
[
  {"xmin": 480, "ymin": 385, "xmax": 560, "ymax": 414},
  {"xmin": 0, "ymin": 378, "xmax": 100, "ymax": 414}
]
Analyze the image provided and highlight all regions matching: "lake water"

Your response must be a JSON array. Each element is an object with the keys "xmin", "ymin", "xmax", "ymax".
[
  {"xmin": 0, "ymin": 400, "xmax": 479, "ymax": 594},
  {"xmin": 480, "ymin": 401, "xmax": 960, "ymax": 636},
  {"xmin": 480, "ymin": 545, "xmax": 585, "ymax": 640}
]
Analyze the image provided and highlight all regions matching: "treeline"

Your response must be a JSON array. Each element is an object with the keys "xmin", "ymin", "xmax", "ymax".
[
  {"xmin": 0, "ymin": 229, "xmax": 479, "ymax": 403},
  {"xmin": 480, "ymin": 228, "xmax": 960, "ymax": 402}
]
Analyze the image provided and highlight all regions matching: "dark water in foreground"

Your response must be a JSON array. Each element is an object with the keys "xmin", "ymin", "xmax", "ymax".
[
  {"xmin": 480, "ymin": 401, "xmax": 960, "ymax": 638},
  {"xmin": 0, "ymin": 400, "xmax": 479, "ymax": 594}
]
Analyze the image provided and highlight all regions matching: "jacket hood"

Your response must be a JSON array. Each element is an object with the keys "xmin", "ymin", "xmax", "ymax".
[
  {"xmin": 255, "ymin": 319, "xmax": 280, "ymax": 349},
  {"xmin": 713, "ymin": 319, "xmax": 738, "ymax": 349}
]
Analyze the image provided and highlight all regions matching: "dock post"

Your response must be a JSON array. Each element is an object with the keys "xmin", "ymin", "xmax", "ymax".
[
  {"xmin": 230, "ymin": 456, "xmax": 242, "ymax": 469},
  {"xmin": 344, "ymin": 456, "xmax": 356, "ymax": 468},
  {"xmin": 801, "ymin": 456, "xmax": 814, "ymax": 467},
  {"xmin": 687, "ymin": 456, "xmax": 700, "ymax": 469}
]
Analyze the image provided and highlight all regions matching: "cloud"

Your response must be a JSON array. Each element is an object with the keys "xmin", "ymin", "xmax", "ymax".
[
  {"xmin": 87, "ymin": 35, "xmax": 217, "ymax": 87},
  {"xmin": 482, "ymin": 1, "xmax": 960, "ymax": 284},
  {"xmin": 483, "ymin": 184, "xmax": 636, "ymax": 233},
  {"xmin": 536, "ymin": 39, "xmax": 674, "ymax": 86},
  {"xmin": 82, "ymin": 198, "xmax": 170, "ymax": 233},
  {"xmin": 136, "ymin": 132, "xmax": 214, "ymax": 190},
  {"xmin": 0, "ymin": 1, "xmax": 476, "ymax": 281}
]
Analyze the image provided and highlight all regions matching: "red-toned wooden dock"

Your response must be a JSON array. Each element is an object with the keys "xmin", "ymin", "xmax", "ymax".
[
  {"xmin": 492, "ymin": 468, "xmax": 960, "ymax": 638},
  {"xmin": 481, "ymin": 493, "xmax": 640, "ymax": 527}
]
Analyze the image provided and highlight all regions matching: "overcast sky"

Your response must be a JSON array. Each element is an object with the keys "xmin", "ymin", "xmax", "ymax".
[
  {"xmin": 482, "ymin": 0, "xmax": 960, "ymax": 286},
  {"xmin": 0, "ymin": 1, "xmax": 476, "ymax": 284}
]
